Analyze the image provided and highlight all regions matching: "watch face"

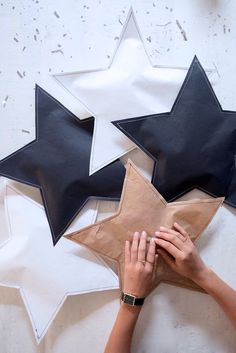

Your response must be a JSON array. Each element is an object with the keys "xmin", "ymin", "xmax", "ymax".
[{"xmin": 123, "ymin": 293, "xmax": 135, "ymax": 305}]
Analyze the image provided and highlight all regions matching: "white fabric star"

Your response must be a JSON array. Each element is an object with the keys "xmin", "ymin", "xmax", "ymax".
[
  {"xmin": 54, "ymin": 8, "xmax": 215, "ymax": 175},
  {"xmin": 0, "ymin": 184, "xmax": 118, "ymax": 343}
]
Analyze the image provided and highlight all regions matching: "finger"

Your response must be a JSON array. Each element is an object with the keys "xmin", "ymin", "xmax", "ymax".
[
  {"xmin": 125, "ymin": 240, "xmax": 131, "ymax": 265},
  {"xmin": 173, "ymin": 222, "xmax": 189, "ymax": 239},
  {"xmin": 152, "ymin": 254, "xmax": 159, "ymax": 282},
  {"xmin": 146, "ymin": 237, "xmax": 156, "ymax": 265},
  {"xmin": 145, "ymin": 238, "xmax": 156, "ymax": 273},
  {"xmin": 159, "ymin": 226, "xmax": 185, "ymax": 242},
  {"xmin": 155, "ymin": 231, "xmax": 184, "ymax": 251},
  {"xmin": 131, "ymin": 232, "xmax": 140, "ymax": 263},
  {"xmin": 157, "ymin": 248, "xmax": 175, "ymax": 269},
  {"xmin": 154, "ymin": 254, "xmax": 159, "ymax": 272},
  {"xmin": 138, "ymin": 231, "xmax": 147, "ymax": 262},
  {"xmin": 155, "ymin": 237, "xmax": 181, "ymax": 259}
]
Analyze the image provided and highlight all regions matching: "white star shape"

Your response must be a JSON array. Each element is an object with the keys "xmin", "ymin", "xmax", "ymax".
[
  {"xmin": 0, "ymin": 184, "xmax": 118, "ymax": 343},
  {"xmin": 54, "ymin": 8, "xmax": 215, "ymax": 175}
]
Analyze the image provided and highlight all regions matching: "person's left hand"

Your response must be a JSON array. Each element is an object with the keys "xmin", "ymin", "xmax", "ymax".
[{"xmin": 123, "ymin": 231, "xmax": 158, "ymax": 298}]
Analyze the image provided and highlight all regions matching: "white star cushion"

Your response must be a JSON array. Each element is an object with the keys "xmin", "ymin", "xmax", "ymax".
[
  {"xmin": 54, "ymin": 8, "xmax": 216, "ymax": 175},
  {"xmin": 0, "ymin": 184, "xmax": 118, "ymax": 343}
]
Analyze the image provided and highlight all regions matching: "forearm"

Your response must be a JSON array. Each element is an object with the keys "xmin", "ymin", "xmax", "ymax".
[
  {"xmin": 193, "ymin": 267, "xmax": 236, "ymax": 328},
  {"xmin": 104, "ymin": 303, "xmax": 141, "ymax": 353}
]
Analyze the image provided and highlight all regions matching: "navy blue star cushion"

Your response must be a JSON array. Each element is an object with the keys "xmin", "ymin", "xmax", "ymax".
[
  {"xmin": 0, "ymin": 85, "xmax": 125, "ymax": 244},
  {"xmin": 113, "ymin": 56, "xmax": 236, "ymax": 207}
]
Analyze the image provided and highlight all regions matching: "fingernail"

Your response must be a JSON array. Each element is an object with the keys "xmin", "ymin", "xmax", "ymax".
[
  {"xmin": 134, "ymin": 231, "xmax": 139, "ymax": 236},
  {"xmin": 142, "ymin": 230, "xmax": 147, "ymax": 236},
  {"xmin": 160, "ymin": 226, "xmax": 165, "ymax": 230},
  {"xmin": 155, "ymin": 231, "xmax": 160, "ymax": 236}
]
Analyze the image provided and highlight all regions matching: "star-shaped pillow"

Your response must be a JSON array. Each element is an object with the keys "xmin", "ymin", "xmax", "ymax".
[
  {"xmin": 54, "ymin": 9, "xmax": 215, "ymax": 175},
  {"xmin": 0, "ymin": 86, "xmax": 125, "ymax": 244},
  {"xmin": 66, "ymin": 161, "xmax": 223, "ymax": 293},
  {"xmin": 113, "ymin": 56, "xmax": 236, "ymax": 207},
  {"xmin": 0, "ymin": 184, "xmax": 118, "ymax": 342}
]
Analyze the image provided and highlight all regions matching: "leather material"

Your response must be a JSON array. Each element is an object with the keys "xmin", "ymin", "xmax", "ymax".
[
  {"xmin": 113, "ymin": 56, "xmax": 236, "ymax": 207},
  {"xmin": 0, "ymin": 85, "xmax": 125, "ymax": 244},
  {"xmin": 66, "ymin": 160, "xmax": 224, "ymax": 294}
]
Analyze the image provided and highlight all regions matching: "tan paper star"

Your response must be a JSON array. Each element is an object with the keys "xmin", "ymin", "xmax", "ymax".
[{"xmin": 66, "ymin": 161, "xmax": 224, "ymax": 293}]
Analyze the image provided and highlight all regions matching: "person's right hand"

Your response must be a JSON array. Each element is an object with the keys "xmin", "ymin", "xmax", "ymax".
[{"xmin": 155, "ymin": 222, "xmax": 209, "ymax": 283}]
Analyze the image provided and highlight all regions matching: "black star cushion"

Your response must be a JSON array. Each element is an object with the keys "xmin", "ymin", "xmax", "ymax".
[
  {"xmin": 0, "ymin": 85, "xmax": 125, "ymax": 244},
  {"xmin": 113, "ymin": 56, "xmax": 236, "ymax": 206}
]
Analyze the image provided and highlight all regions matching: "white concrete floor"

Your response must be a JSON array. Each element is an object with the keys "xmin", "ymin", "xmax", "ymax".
[{"xmin": 0, "ymin": 0, "xmax": 236, "ymax": 352}]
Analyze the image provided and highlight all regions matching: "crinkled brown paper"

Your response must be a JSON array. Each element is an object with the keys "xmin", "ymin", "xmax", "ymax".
[{"xmin": 66, "ymin": 160, "xmax": 224, "ymax": 294}]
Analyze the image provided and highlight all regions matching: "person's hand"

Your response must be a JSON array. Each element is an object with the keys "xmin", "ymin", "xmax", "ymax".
[
  {"xmin": 155, "ymin": 222, "xmax": 208, "ymax": 283},
  {"xmin": 123, "ymin": 231, "xmax": 158, "ymax": 298}
]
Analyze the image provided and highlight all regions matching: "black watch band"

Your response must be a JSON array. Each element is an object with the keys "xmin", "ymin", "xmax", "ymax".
[{"xmin": 121, "ymin": 292, "xmax": 145, "ymax": 306}]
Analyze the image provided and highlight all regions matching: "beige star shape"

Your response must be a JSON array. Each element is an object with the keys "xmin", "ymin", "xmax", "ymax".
[{"xmin": 66, "ymin": 161, "xmax": 223, "ymax": 293}]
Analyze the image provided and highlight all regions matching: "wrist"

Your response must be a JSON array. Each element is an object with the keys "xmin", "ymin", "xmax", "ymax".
[
  {"xmin": 120, "ymin": 301, "xmax": 142, "ymax": 314},
  {"xmin": 191, "ymin": 266, "xmax": 213, "ymax": 287},
  {"xmin": 123, "ymin": 287, "xmax": 144, "ymax": 297}
]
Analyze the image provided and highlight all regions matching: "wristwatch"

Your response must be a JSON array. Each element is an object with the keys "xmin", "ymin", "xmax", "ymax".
[{"xmin": 121, "ymin": 291, "xmax": 145, "ymax": 306}]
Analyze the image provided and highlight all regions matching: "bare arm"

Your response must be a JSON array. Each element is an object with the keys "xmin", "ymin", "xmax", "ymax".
[
  {"xmin": 104, "ymin": 303, "xmax": 141, "ymax": 353},
  {"xmin": 104, "ymin": 231, "xmax": 157, "ymax": 353},
  {"xmin": 155, "ymin": 222, "xmax": 236, "ymax": 329}
]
